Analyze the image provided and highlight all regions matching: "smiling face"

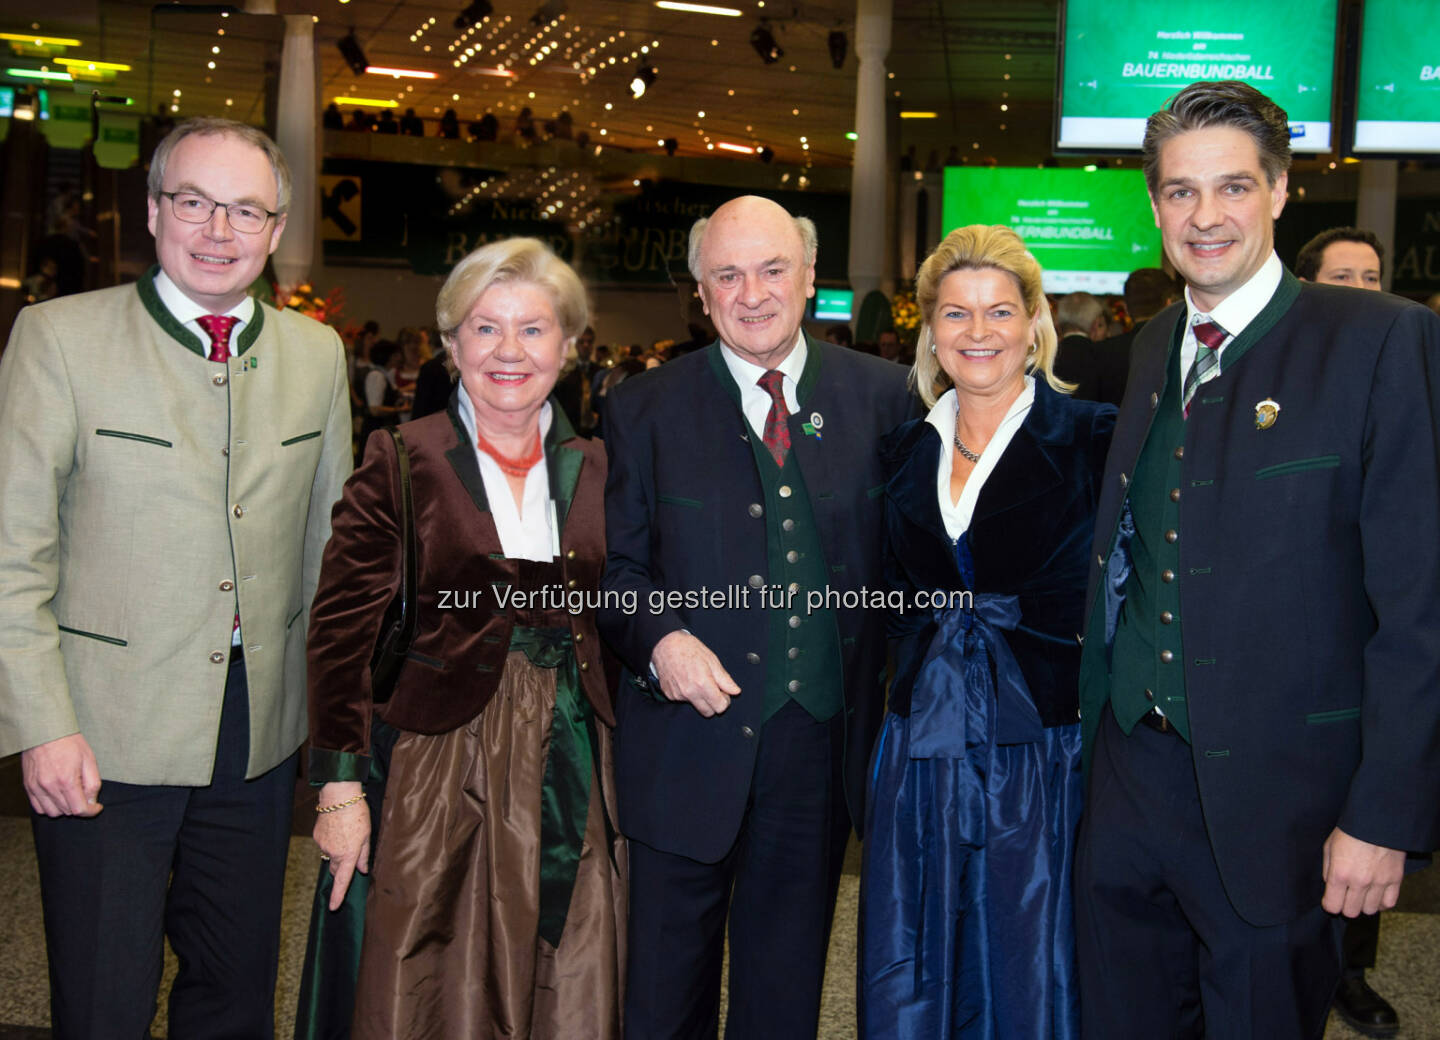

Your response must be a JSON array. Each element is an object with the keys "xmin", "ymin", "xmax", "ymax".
[
  {"xmin": 1150, "ymin": 125, "xmax": 1288, "ymax": 313},
  {"xmin": 696, "ymin": 196, "xmax": 815, "ymax": 368},
  {"xmin": 447, "ymin": 280, "xmax": 569, "ymax": 427},
  {"xmin": 146, "ymin": 132, "xmax": 285, "ymax": 312},
  {"xmin": 931, "ymin": 267, "xmax": 1036, "ymax": 404},
  {"xmin": 1314, "ymin": 241, "xmax": 1383, "ymax": 290}
]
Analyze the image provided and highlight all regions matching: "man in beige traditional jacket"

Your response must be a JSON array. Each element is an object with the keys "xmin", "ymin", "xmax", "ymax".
[{"xmin": 0, "ymin": 118, "xmax": 351, "ymax": 1038}]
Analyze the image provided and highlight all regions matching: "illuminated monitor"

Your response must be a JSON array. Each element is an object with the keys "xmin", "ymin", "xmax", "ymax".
[
  {"xmin": 812, "ymin": 288, "xmax": 854, "ymax": 321},
  {"xmin": 942, "ymin": 166, "xmax": 1163, "ymax": 295},
  {"xmin": 1351, "ymin": 0, "xmax": 1440, "ymax": 154},
  {"xmin": 1055, "ymin": 0, "xmax": 1339, "ymax": 153}
]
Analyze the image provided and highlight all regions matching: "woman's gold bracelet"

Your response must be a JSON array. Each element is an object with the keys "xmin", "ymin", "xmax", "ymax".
[{"xmin": 316, "ymin": 792, "xmax": 367, "ymax": 814}]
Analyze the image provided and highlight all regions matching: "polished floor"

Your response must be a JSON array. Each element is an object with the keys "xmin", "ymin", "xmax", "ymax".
[{"xmin": 0, "ymin": 759, "xmax": 1436, "ymax": 1039}]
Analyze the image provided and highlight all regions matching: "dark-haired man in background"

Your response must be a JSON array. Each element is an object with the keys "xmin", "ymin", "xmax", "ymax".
[
  {"xmin": 1295, "ymin": 221, "xmax": 1398, "ymax": 1039},
  {"xmin": 1074, "ymin": 81, "xmax": 1440, "ymax": 1038},
  {"xmin": 1296, "ymin": 226, "xmax": 1384, "ymax": 291}
]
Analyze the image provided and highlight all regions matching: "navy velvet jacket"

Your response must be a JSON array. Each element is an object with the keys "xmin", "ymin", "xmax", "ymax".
[{"xmin": 883, "ymin": 380, "xmax": 1115, "ymax": 728}]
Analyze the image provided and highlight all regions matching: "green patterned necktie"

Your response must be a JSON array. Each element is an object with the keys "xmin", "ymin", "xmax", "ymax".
[{"xmin": 1182, "ymin": 319, "xmax": 1227, "ymax": 417}]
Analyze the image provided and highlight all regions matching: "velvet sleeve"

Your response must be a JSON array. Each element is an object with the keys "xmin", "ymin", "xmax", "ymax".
[{"xmin": 306, "ymin": 427, "xmax": 404, "ymax": 783}]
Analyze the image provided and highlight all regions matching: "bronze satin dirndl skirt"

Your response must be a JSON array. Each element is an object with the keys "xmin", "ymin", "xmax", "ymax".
[{"xmin": 352, "ymin": 650, "xmax": 626, "ymax": 1039}]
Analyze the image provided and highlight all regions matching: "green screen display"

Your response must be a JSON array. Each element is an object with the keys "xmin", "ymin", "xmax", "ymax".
[
  {"xmin": 942, "ymin": 167, "xmax": 1162, "ymax": 295},
  {"xmin": 1057, "ymin": 0, "xmax": 1337, "ymax": 152},
  {"xmin": 1353, "ymin": 0, "xmax": 1440, "ymax": 153},
  {"xmin": 812, "ymin": 288, "xmax": 853, "ymax": 321}
]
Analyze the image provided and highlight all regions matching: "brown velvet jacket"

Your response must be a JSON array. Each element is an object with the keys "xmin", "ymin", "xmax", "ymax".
[{"xmin": 306, "ymin": 394, "xmax": 611, "ymax": 783}]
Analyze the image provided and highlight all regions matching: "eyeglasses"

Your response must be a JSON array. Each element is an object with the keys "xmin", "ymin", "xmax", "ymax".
[{"xmin": 160, "ymin": 190, "xmax": 278, "ymax": 234}]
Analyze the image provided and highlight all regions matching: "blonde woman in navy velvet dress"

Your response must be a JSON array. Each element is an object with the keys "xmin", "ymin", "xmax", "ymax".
[{"xmin": 860, "ymin": 225, "xmax": 1114, "ymax": 1038}]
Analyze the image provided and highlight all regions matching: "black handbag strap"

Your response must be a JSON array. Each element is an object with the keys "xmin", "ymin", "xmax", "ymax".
[{"xmin": 387, "ymin": 427, "xmax": 418, "ymax": 654}]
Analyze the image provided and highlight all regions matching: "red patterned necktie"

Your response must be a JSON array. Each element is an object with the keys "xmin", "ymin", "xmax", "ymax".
[
  {"xmin": 196, "ymin": 313, "xmax": 238, "ymax": 363},
  {"xmin": 758, "ymin": 369, "xmax": 790, "ymax": 467},
  {"xmin": 1182, "ymin": 319, "xmax": 1226, "ymax": 416}
]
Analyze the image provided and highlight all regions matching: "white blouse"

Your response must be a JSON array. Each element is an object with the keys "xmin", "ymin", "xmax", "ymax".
[
  {"xmin": 923, "ymin": 376, "xmax": 1036, "ymax": 542},
  {"xmin": 455, "ymin": 386, "xmax": 560, "ymax": 562}
]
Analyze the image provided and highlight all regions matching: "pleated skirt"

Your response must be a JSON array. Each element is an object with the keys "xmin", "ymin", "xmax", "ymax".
[{"xmin": 353, "ymin": 651, "xmax": 626, "ymax": 1039}]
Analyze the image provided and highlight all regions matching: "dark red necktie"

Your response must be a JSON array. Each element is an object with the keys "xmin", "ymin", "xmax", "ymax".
[
  {"xmin": 1182, "ymin": 319, "xmax": 1226, "ymax": 416},
  {"xmin": 758, "ymin": 370, "xmax": 790, "ymax": 467},
  {"xmin": 196, "ymin": 313, "xmax": 238, "ymax": 363}
]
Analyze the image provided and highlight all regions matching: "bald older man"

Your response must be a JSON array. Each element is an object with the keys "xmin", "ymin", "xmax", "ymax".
[{"xmin": 599, "ymin": 195, "xmax": 914, "ymax": 1038}]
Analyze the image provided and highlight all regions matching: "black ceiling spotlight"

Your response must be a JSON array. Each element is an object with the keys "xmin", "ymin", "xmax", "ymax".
[
  {"xmin": 757, "ymin": 146, "xmax": 775, "ymax": 164},
  {"xmin": 662, "ymin": 137, "xmax": 678, "ymax": 157},
  {"xmin": 337, "ymin": 31, "xmax": 369, "ymax": 76},
  {"xmin": 453, "ymin": 0, "xmax": 493, "ymax": 30},
  {"xmin": 750, "ymin": 23, "xmax": 783, "ymax": 64},
  {"xmin": 630, "ymin": 65, "xmax": 658, "ymax": 99},
  {"xmin": 530, "ymin": 0, "xmax": 567, "ymax": 25},
  {"xmin": 827, "ymin": 29, "xmax": 847, "ymax": 70}
]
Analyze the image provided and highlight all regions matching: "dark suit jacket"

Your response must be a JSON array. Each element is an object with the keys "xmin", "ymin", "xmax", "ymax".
[
  {"xmin": 598, "ymin": 338, "xmax": 915, "ymax": 862},
  {"xmin": 1079, "ymin": 271, "xmax": 1440, "ymax": 925},
  {"xmin": 882, "ymin": 381, "xmax": 1115, "ymax": 730},
  {"xmin": 307, "ymin": 392, "xmax": 612, "ymax": 782},
  {"xmin": 1054, "ymin": 332, "xmax": 1129, "ymax": 408}
]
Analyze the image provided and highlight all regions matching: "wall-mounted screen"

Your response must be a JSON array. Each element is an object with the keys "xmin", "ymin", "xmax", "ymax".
[
  {"xmin": 943, "ymin": 167, "xmax": 1163, "ymax": 295},
  {"xmin": 1351, "ymin": 0, "xmax": 1440, "ymax": 154},
  {"xmin": 812, "ymin": 288, "xmax": 854, "ymax": 321},
  {"xmin": 1056, "ymin": 0, "xmax": 1339, "ymax": 153}
]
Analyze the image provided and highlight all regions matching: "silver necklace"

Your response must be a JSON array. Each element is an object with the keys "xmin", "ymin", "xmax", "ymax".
[{"xmin": 952, "ymin": 428, "xmax": 980, "ymax": 463}]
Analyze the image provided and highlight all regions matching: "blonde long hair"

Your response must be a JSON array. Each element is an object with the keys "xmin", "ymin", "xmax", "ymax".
[{"xmin": 909, "ymin": 224, "xmax": 1070, "ymax": 407}]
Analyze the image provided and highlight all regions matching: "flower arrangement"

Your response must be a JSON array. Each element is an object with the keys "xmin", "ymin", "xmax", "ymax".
[
  {"xmin": 891, "ymin": 289, "xmax": 921, "ymax": 343},
  {"xmin": 273, "ymin": 281, "xmax": 347, "ymax": 328}
]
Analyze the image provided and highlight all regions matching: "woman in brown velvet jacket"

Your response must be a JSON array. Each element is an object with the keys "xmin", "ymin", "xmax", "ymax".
[{"xmin": 305, "ymin": 237, "xmax": 624, "ymax": 1039}]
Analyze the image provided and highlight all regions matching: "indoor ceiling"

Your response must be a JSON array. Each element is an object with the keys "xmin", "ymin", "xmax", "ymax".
[{"xmin": 3, "ymin": 0, "xmax": 1066, "ymax": 169}]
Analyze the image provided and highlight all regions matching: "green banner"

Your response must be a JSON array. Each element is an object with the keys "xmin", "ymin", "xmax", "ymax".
[
  {"xmin": 942, "ymin": 167, "xmax": 1162, "ymax": 294},
  {"xmin": 1058, "ymin": 0, "xmax": 1337, "ymax": 152},
  {"xmin": 40, "ymin": 98, "xmax": 91, "ymax": 150},
  {"xmin": 94, "ymin": 111, "xmax": 140, "ymax": 169},
  {"xmin": 1353, "ymin": 0, "xmax": 1440, "ymax": 153}
]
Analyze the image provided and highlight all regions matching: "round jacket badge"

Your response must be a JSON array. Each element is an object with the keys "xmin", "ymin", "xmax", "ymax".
[
  {"xmin": 1254, "ymin": 398, "xmax": 1281, "ymax": 430},
  {"xmin": 809, "ymin": 412, "xmax": 823, "ymax": 430}
]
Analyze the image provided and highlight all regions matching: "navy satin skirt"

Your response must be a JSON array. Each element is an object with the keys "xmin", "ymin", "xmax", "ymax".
[{"xmin": 858, "ymin": 703, "xmax": 1083, "ymax": 1039}]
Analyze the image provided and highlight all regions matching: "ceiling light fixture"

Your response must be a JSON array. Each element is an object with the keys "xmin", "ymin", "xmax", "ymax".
[
  {"xmin": 630, "ymin": 65, "xmax": 657, "ymax": 98},
  {"xmin": 332, "ymin": 95, "xmax": 400, "ymax": 108},
  {"xmin": 750, "ymin": 23, "xmax": 782, "ymax": 64},
  {"xmin": 716, "ymin": 142, "xmax": 754, "ymax": 154},
  {"xmin": 0, "ymin": 32, "xmax": 82, "ymax": 47},
  {"xmin": 54, "ymin": 58, "xmax": 131, "ymax": 72},
  {"xmin": 899, "ymin": 110, "xmax": 937, "ymax": 118},
  {"xmin": 655, "ymin": 1, "xmax": 741, "ymax": 14},
  {"xmin": 365, "ymin": 65, "xmax": 438, "ymax": 79},
  {"xmin": 337, "ymin": 31, "xmax": 369, "ymax": 75},
  {"xmin": 6, "ymin": 67, "xmax": 72, "ymax": 81},
  {"xmin": 454, "ymin": 0, "xmax": 493, "ymax": 31}
]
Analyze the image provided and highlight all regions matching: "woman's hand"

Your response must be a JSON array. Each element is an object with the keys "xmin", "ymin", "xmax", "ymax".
[{"xmin": 313, "ymin": 780, "xmax": 371, "ymax": 910}]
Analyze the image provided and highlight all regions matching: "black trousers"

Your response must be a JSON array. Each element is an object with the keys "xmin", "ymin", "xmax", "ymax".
[
  {"xmin": 31, "ymin": 653, "xmax": 296, "ymax": 1040},
  {"xmin": 1343, "ymin": 911, "xmax": 1381, "ymax": 973},
  {"xmin": 624, "ymin": 699, "xmax": 850, "ymax": 1040},
  {"xmin": 1075, "ymin": 706, "xmax": 1344, "ymax": 1040}
]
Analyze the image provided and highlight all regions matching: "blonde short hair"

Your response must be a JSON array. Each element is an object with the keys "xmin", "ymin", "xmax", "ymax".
[
  {"xmin": 436, "ymin": 237, "xmax": 589, "ymax": 346},
  {"xmin": 909, "ymin": 224, "xmax": 1069, "ymax": 407}
]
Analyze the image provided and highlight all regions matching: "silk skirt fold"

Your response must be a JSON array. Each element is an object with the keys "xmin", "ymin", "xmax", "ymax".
[
  {"xmin": 859, "ymin": 713, "xmax": 1083, "ymax": 1040},
  {"xmin": 353, "ymin": 651, "xmax": 626, "ymax": 1040}
]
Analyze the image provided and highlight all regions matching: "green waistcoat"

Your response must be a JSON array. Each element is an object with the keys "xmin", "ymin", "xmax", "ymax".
[
  {"xmin": 747, "ymin": 434, "xmax": 845, "ymax": 722},
  {"xmin": 715, "ymin": 353, "xmax": 845, "ymax": 724},
  {"xmin": 1110, "ymin": 330, "xmax": 1191, "ymax": 740}
]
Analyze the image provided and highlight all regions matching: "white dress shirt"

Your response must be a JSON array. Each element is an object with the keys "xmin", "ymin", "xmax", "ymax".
[
  {"xmin": 718, "ymin": 331, "xmax": 807, "ymax": 438},
  {"xmin": 1178, "ymin": 251, "xmax": 1283, "ymax": 410},
  {"xmin": 456, "ymin": 384, "xmax": 559, "ymax": 562},
  {"xmin": 924, "ymin": 377, "xmax": 1036, "ymax": 542},
  {"xmin": 153, "ymin": 269, "xmax": 255, "ymax": 351}
]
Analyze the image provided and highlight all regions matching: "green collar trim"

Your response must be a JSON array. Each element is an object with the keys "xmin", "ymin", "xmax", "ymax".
[
  {"xmin": 544, "ymin": 398, "xmax": 584, "ymax": 530},
  {"xmin": 1214, "ymin": 267, "xmax": 1300, "ymax": 372},
  {"xmin": 706, "ymin": 333, "xmax": 824, "ymax": 406},
  {"xmin": 135, "ymin": 264, "xmax": 265, "ymax": 358}
]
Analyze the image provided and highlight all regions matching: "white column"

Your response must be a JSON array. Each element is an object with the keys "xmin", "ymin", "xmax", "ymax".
[
  {"xmin": 847, "ymin": 0, "xmax": 891, "ymax": 302},
  {"xmin": 1355, "ymin": 160, "xmax": 1398, "ymax": 292},
  {"xmin": 271, "ymin": 14, "xmax": 317, "ymax": 295}
]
